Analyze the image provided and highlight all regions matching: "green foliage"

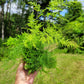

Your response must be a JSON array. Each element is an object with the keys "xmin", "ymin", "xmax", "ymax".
[
  {"xmin": 63, "ymin": 21, "xmax": 84, "ymax": 38},
  {"xmin": 58, "ymin": 39, "xmax": 80, "ymax": 53},
  {"xmin": 65, "ymin": 1, "xmax": 82, "ymax": 21},
  {"xmin": 0, "ymin": 38, "xmax": 9, "ymax": 60},
  {"xmin": 6, "ymin": 33, "xmax": 56, "ymax": 74},
  {"xmin": 61, "ymin": 20, "xmax": 84, "ymax": 53},
  {"xmin": 6, "ymin": 2, "xmax": 65, "ymax": 73},
  {"xmin": 0, "ymin": 38, "xmax": 3, "ymax": 47},
  {"xmin": 26, "ymin": 12, "xmax": 62, "ymax": 44},
  {"xmin": 0, "ymin": 0, "xmax": 6, "ymax": 5},
  {"xmin": 77, "ymin": 14, "xmax": 84, "ymax": 22},
  {"xmin": 0, "ymin": 46, "xmax": 9, "ymax": 61}
]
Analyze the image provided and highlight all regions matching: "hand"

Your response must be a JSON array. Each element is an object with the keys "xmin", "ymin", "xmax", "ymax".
[{"xmin": 15, "ymin": 63, "xmax": 38, "ymax": 84}]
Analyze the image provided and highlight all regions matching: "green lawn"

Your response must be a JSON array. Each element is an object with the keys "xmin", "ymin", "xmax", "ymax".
[{"xmin": 0, "ymin": 52, "xmax": 84, "ymax": 84}]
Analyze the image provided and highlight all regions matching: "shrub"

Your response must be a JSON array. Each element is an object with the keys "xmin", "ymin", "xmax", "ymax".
[
  {"xmin": 65, "ymin": 1, "xmax": 82, "ymax": 21},
  {"xmin": 61, "ymin": 20, "xmax": 84, "ymax": 53},
  {"xmin": 0, "ymin": 38, "xmax": 9, "ymax": 60},
  {"xmin": 0, "ymin": 46, "xmax": 9, "ymax": 61},
  {"xmin": 6, "ymin": 33, "xmax": 56, "ymax": 74}
]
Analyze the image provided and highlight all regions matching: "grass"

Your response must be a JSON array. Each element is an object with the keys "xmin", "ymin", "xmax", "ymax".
[
  {"xmin": 34, "ymin": 53, "xmax": 84, "ymax": 84},
  {"xmin": 0, "ymin": 50, "xmax": 84, "ymax": 84}
]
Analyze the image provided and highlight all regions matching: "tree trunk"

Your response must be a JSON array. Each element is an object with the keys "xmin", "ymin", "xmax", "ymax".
[
  {"xmin": 1, "ymin": 4, "xmax": 4, "ymax": 41},
  {"xmin": 9, "ymin": 0, "xmax": 11, "ymax": 26},
  {"xmin": 6, "ymin": 2, "xmax": 9, "ymax": 20}
]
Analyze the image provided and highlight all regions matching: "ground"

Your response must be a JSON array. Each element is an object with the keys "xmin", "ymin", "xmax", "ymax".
[{"xmin": 0, "ymin": 51, "xmax": 84, "ymax": 84}]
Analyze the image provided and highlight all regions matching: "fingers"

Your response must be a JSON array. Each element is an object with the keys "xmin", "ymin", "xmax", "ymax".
[
  {"xmin": 33, "ymin": 71, "xmax": 38, "ymax": 77},
  {"xmin": 16, "ymin": 63, "xmax": 38, "ymax": 84},
  {"xmin": 29, "ymin": 71, "xmax": 38, "ymax": 78},
  {"xmin": 26, "ymin": 71, "xmax": 38, "ymax": 84},
  {"xmin": 17, "ymin": 63, "xmax": 38, "ymax": 78},
  {"xmin": 16, "ymin": 63, "xmax": 26, "ymax": 81}
]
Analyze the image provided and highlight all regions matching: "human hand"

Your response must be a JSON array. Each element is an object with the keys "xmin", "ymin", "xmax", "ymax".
[{"xmin": 15, "ymin": 63, "xmax": 38, "ymax": 84}]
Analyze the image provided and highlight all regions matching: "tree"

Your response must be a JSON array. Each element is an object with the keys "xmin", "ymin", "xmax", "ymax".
[
  {"xmin": 0, "ymin": 0, "xmax": 6, "ymax": 41},
  {"xmin": 65, "ymin": 1, "xmax": 82, "ymax": 21}
]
